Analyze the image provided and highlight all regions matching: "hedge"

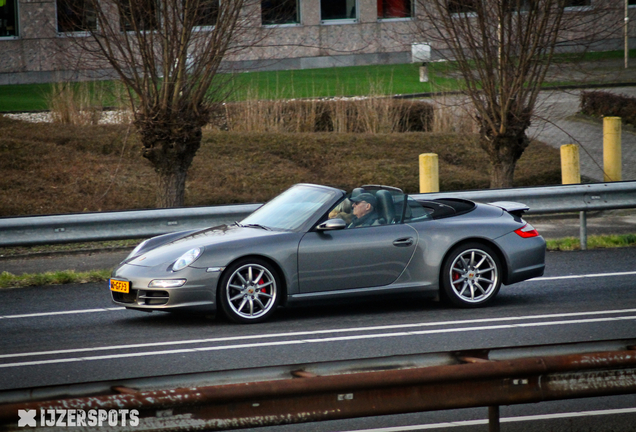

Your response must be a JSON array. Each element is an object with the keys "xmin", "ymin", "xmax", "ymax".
[{"xmin": 580, "ymin": 91, "xmax": 636, "ymax": 127}]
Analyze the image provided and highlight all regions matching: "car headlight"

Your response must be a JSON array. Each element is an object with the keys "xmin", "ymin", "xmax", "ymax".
[{"xmin": 172, "ymin": 247, "xmax": 202, "ymax": 272}]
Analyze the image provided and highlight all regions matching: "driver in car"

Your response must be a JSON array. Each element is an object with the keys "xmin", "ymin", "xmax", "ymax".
[{"xmin": 348, "ymin": 193, "xmax": 385, "ymax": 228}]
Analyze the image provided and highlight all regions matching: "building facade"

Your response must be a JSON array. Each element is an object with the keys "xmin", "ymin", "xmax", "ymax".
[{"xmin": 0, "ymin": 0, "xmax": 633, "ymax": 85}]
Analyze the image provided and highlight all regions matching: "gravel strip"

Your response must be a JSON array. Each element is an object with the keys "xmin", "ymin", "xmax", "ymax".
[{"xmin": 4, "ymin": 110, "xmax": 131, "ymax": 124}]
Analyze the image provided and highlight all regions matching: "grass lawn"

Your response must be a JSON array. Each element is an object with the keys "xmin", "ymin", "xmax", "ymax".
[
  {"xmin": 546, "ymin": 234, "xmax": 636, "ymax": 251},
  {"xmin": 2, "ymin": 48, "xmax": 635, "ymax": 112},
  {"xmin": 0, "ymin": 62, "xmax": 460, "ymax": 112},
  {"xmin": 0, "ymin": 83, "xmax": 52, "ymax": 112},
  {"xmin": 227, "ymin": 62, "xmax": 461, "ymax": 100},
  {"xmin": 0, "ymin": 269, "xmax": 111, "ymax": 289}
]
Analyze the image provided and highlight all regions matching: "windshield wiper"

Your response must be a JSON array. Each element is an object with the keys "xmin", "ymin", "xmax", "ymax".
[
  {"xmin": 235, "ymin": 222, "xmax": 271, "ymax": 231},
  {"xmin": 245, "ymin": 223, "xmax": 271, "ymax": 231}
]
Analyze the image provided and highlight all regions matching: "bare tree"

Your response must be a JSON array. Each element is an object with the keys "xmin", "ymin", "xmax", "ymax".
[
  {"xmin": 69, "ymin": 0, "xmax": 261, "ymax": 207},
  {"xmin": 413, "ymin": 0, "xmax": 621, "ymax": 188}
]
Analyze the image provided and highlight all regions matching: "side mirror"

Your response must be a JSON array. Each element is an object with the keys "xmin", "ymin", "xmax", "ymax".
[{"xmin": 316, "ymin": 218, "xmax": 347, "ymax": 231}]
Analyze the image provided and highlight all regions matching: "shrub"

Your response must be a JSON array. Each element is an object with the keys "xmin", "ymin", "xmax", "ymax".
[
  {"xmin": 580, "ymin": 91, "xmax": 636, "ymax": 126},
  {"xmin": 46, "ymin": 82, "xmax": 103, "ymax": 126},
  {"xmin": 218, "ymin": 99, "xmax": 434, "ymax": 133}
]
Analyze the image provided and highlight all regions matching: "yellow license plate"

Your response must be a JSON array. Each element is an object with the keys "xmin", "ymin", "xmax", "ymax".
[{"xmin": 110, "ymin": 279, "xmax": 130, "ymax": 293}]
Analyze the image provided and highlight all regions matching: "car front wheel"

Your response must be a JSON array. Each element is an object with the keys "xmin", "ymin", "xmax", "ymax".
[
  {"xmin": 219, "ymin": 259, "xmax": 280, "ymax": 323},
  {"xmin": 441, "ymin": 243, "xmax": 502, "ymax": 307}
]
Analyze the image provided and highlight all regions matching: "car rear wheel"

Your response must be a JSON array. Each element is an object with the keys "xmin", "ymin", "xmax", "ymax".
[
  {"xmin": 219, "ymin": 259, "xmax": 280, "ymax": 323},
  {"xmin": 441, "ymin": 243, "xmax": 502, "ymax": 307}
]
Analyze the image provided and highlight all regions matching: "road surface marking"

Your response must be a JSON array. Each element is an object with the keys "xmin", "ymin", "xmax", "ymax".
[
  {"xmin": 2, "ymin": 311, "xmax": 636, "ymax": 368},
  {"xmin": 530, "ymin": 270, "xmax": 636, "ymax": 281},
  {"xmin": 0, "ymin": 307, "xmax": 125, "ymax": 319},
  {"xmin": 2, "ymin": 307, "xmax": 636, "ymax": 360}
]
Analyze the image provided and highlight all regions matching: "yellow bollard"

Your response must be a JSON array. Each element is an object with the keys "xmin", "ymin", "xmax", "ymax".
[
  {"xmin": 603, "ymin": 117, "xmax": 622, "ymax": 182},
  {"xmin": 419, "ymin": 153, "xmax": 439, "ymax": 193},
  {"xmin": 560, "ymin": 144, "xmax": 581, "ymax": 184}
]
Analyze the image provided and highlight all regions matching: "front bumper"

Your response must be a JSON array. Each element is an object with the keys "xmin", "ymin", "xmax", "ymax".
[{"xmin": 110, "ymin": 263, "xmax": 220, "ymax": 313}]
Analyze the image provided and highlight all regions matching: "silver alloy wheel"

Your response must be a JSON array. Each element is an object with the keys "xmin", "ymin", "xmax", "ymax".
[
  {"xmin": 448, "ymin": 248, "xmax": 499, "ymax": 304},
  {"xmin": 225, "ymin": 263, "xmax": 277, "ymax": 320}
]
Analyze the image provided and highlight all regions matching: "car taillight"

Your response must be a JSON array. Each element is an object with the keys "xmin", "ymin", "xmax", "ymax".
[{"xmin": 515, "ymin": 223, "xmax": 539, "ymax": 238}]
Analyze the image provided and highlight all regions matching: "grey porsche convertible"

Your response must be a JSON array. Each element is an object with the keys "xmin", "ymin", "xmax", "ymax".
[{"xmin": 110, "ymin": 184, "xmax": 545, "ymax": 323}]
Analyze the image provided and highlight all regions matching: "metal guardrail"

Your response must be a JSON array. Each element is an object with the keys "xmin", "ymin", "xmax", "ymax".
[
  {"xmin": 414, "ymin": 181, "xmax": 636, "ymax": 214},
  {"xmin": 0, "ymin": 339, "xmax": 635, "ymax": 431},
  {"xmin": 0, "ymin": 203, "xmax": 261, "ymax": 247},
  {"xmin": 1, "ymin": 181, "xmax": 636, "ymax": 247}
]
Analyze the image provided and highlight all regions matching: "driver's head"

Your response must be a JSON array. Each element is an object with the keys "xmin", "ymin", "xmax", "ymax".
[{"xmin": 350, "ymin": 193, "xmax": 376, "ymax": 219}]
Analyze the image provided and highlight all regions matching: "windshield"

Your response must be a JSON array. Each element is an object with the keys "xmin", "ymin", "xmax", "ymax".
[{"xmin": 241, "ymin": 184, "xmax": 341, "ymax": 231}]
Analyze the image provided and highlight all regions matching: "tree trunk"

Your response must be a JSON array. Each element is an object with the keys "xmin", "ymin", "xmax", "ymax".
[
  {"xmin": 489, "ymin": 158, "xmax": 516, "ymax": 189},
  {"xmin": 480, "ymin": 130, "xmax": 530, "ymax": 189},
  {"xmin": 156, "ymin": 168, "xmax": 188, "ymax": 208},
  {"xmin": 136, "ymin": 114, "xmax": 204, "ymax": 208}
]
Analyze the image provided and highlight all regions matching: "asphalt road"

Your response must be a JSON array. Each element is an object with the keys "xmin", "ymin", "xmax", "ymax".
[{"xmin": 1, "ymin": 248, "xmax": 636, "ymax": 431}]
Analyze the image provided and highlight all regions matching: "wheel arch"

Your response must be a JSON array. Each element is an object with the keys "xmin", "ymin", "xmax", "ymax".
[
  {"xmin": 217, "ymin": 254, "xmax": 289, "ymax": 306},
  {"xmin": 438, "ymin": 237, "xmax": 510, "ymax": 288}
]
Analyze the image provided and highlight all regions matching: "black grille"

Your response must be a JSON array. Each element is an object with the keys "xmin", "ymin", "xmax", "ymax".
[
  {"xmin": 139, "ymin": 290, "xmax": 169, "ymax": 306},
  {"xmin": 112, "ymin": 289, "xmax": 138, "ymax": 303}
]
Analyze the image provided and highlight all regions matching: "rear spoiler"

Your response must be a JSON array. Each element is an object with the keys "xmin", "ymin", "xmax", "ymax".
[{"xmin": 488, "ymin": 201, "xmax": 529, "ymax": 217}]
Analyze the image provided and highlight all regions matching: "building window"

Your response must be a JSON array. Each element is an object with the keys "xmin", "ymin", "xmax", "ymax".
[
  {"xmin": 120, "ymin": 0, "xmax": 158, "ymax": 32},
  {"xmin": 321, "ymin": 0, "xmax": 357, "ymax": 22},
  {"xmin": 378, "ymin": 0, "xmax": 412, "ymax": 19},
  {"xmin": 446, "ymin": 0, "xmax": 596, "ymax": 14},
  {"xmin": 57, "ymin": 0, "xmax": 97, "ymax": 33},
  {"xmin": 262, "ymin": 0, "xmax": 299, "ymax": 25},
  {"xmin": 564, "ymin": 0, "xmax": 591, "ymax": 7},
  {"xmin": 190, "ymin": 0, "xmax": 219, "ymax": 27},
  {"xmin": 447, "ymin": 0, "xmax": 477, "ymax": 14},
  {"xmin": 0, "ymin": 0, "xmax": 18, "ymax": 37},
  {"xmin": 503, "ymin": 0, "xmax": 535, "ymax": 12}
]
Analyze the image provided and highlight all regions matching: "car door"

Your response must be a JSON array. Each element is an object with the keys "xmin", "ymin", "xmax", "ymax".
[{"xmin": 297, "ymin": 224, "xmax": 418, "ymax": 293}]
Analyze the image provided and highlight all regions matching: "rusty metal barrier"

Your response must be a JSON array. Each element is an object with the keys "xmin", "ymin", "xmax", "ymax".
[{"xmin": 1, "ymin": 339, "xmax": 635, "ymax": 431}]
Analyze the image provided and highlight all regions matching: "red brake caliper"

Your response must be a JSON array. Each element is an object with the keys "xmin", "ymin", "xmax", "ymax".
[{"xmin": 452, "ymin": 269, "xmax": 460, "ymax": 285}]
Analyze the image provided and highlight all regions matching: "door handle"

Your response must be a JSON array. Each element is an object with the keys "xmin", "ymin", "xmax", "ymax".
[{"xmin": 393, "ymin": 237, "xmax": 414, "ymax": 247}]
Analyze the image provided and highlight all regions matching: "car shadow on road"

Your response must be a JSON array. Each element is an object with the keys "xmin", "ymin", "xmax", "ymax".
[
  {"xmin": 111, "ymin": 290, "xmax": 536, "ymax": 328},
  {"xmin": 272, "ymin": 294, "xmax": 449, "ymax": 322}
]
